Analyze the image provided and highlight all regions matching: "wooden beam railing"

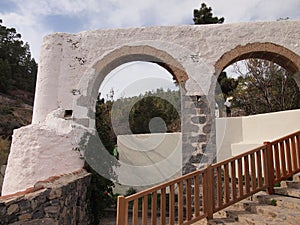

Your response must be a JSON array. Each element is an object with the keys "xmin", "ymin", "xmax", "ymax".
[
  {"xmin": 266, "ymin": 130, "xmax": 300, "ymax": 193},
  {"xmin": 116, "ymin": 130, "xmax": 300, "ymax": 225}
]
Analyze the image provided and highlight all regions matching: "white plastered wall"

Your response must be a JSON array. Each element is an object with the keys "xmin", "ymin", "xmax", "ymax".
[
  {"xmin": 118, "ymin": 133, "xmax": 182, "ymax": 171},
  {"xmin": 217, "ymin": 109, "xmax": 300, "ymax": 162},
  {"xmin": 2, "ymin": 20, "xmax": 300, "ymax": 195}
]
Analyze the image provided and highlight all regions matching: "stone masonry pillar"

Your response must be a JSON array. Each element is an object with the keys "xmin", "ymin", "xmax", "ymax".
[{"xmin": 182, "ymin": 95, "xmax": 214, "ymax": 174}]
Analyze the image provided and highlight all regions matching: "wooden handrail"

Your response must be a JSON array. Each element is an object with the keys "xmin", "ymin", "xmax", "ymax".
[{"xmin": 116, "ymin": 130, "xmax": 300, "ymax": 225}]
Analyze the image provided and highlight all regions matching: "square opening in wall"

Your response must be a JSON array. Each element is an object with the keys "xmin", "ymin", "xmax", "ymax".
[{"xmin": 64, "ymin": 110, "xmax": 73, "ymax": 119}]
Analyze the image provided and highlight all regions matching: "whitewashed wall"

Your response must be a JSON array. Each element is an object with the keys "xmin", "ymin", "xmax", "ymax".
[
  {"xmin": 217, "ymin": 109, "xmax": 300, "ymax": 161},
  {"xmin": 2, "ymin": 20, "xmax": 300, "ymax": 195}
]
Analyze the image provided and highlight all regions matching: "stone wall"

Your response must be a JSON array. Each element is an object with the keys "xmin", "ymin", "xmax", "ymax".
[
  {"xmin": 182, "ymin": 95, "xmax": 214, "ymax": 174},
  {"xmin": 0, "ymin": 169, "xmax": 91, "ymax": 225}
]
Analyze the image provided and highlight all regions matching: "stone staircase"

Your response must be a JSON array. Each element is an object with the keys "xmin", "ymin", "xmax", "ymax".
[{"xmin": 206, "ymin": 173, "xmax": 300, "ymax": 225}]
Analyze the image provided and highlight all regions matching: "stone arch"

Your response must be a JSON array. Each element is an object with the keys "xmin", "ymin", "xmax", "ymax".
[
  {"xmin": 93, "ymin": 45, "xmax": 188, "ymax": 85},
  {"xmin": 212, "ymin": 42, "xmax": 300, "ymax": 113},
  {"xmin": 94, "ymin": 45, "xmax": 186, "ymax": 97},
  {"xmin": 78, "ymin": 45, "xmax": 191, "ymax": 180},
  {"xmin": 213, "ymin": 42, "xmax": 300, "ymax": 163},
  {"xmin": 215, "ymin": 42, "xmax": 300, "ymax": 76},
  {"xmin": 76, "ymin": 45, "xmax": 189, "ymax": 120}
]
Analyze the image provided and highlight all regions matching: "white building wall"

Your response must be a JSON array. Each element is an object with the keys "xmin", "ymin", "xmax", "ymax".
[{"xmin": 217, "ymin": 109, "xmax": 300, "ymax": 162}]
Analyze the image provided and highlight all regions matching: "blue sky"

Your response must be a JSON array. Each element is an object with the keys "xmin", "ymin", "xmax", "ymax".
[{"xmin": 0, "ymin": 0, "xmax": 299, "ymax": 98}]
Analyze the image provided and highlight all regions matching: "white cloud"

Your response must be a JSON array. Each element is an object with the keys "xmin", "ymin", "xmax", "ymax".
[
  {"xmin": 205, "ymin": 0, "xmax": 300, "ymax": 22},
  {"xmin": 0, "ymin": 11, "xmax": 49, "ymax": 61},
  {"xmin": 0, "ymin": 0, "xmax": 299, "ymax": 62}
]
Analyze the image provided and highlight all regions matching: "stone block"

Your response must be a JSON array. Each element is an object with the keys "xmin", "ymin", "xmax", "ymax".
[
  {"xmin": 18, "ymin": 213, "xmax": 32, "ymax": 221},
  {"xmin": 202, "ymin": 124, "xmax": 211, "ymax": 134},
  {"xmin": 184, "ymin": 123, "xmax": 200, "ymax": 133},
  {"xmin": 32, "ymin": 207, "xmax": 45, "ymax": 219},
  {"xmin": 44, "ymin": 205, "xmax": 60, "ymax": 218},
  {"xmin": 189, "ymin": 154, "xmax": 204, "ymax": 164},
  {"xmin": 189, "ymin": 134, "xmax": 207, "ymax": 143},
  {"xmin": 191, "ymin": 115, "xmax": 207, "ymax": 124},
  {"xmin": 48, "ymin": 188, "xmax": 62, "ymax": 200},
  {"xmin": 182, "ymin": 162, "xmax": 197, "ymax": 174},
  {"xmin": 0, "ymin": 205, "xmax": 6, "ymax": 216},
  {"xmin": 18, "ymin": 200, "xmax": 31, "ymax": 211},
  {"xmin": 7, "ymin": 204, "xmax": 19, "ymax": 215},
  {"xmin": 10, "ymin": 218, "xmax": 58, "ymax": 225}
]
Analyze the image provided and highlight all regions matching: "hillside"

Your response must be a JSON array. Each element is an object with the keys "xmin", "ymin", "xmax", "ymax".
[
  {"xmin": 0, "ymin": 90, "xmax": 33, "ymax": 166},
  {"xmin": 0, "ymin": 19, "xmax": 37, "ymax": 168},
  {"xmin": 0, "ymin": 91, "xmax": 33, "ymax": 136}
]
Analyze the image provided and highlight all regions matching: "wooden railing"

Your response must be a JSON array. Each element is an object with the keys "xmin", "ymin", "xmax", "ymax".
[{"xmin": 116, "ymin": 130, "xmax": 300, "ymax": 225}]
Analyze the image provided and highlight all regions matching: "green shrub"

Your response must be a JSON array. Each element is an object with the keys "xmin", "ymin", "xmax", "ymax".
[{"xmin": 85, "ymin": 163, "xmax": 115, "ymax": 225}]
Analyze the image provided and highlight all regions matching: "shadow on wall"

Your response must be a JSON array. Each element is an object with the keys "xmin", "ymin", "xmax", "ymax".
[{"xmin": 115, "ymin": 132, "xmax": 182, "ymax": 193}]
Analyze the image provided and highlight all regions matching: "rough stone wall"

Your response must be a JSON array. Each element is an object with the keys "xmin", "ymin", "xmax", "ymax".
[
  {"xmin": 182, "ymin": 95, "xmax": 214, "ymax": 174},
  {"xmin": 0, "ymin": 169, "xmax": 91, "ymax": 225}
]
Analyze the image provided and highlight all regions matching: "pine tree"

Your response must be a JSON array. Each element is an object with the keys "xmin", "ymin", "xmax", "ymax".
[{"xmin": 193, "ymin": 3, "xmax": 224, "ymax": 25}]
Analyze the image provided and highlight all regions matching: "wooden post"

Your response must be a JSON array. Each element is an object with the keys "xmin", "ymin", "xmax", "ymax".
[
  {"xmin": 203, "ymin": 164, "xmax": 214, "ymax": 220},
  {"xmin": 264, "ymin": 142, "xmax": 275, "ymax": 194},
  {"xmin": 186, "ymin": 178, "xmax": 192, "ymax": 220},
  {"xmin": 133, "ymin": 199, "xmax": 139, "ymax": 225},
  {"xmin": 142, "ymin": 195, "xmax": 148, "ymax": 225},
  {"xmin": 117, "ymin": 196, "xmax": 127, "ymax": 225},
  {"xmin": 178, "ymin": 181, "xmax": 184, "ymax": 224},
  {"xmin": 151, "ymin": 192, "xmax": 157, "ymax": 225},
  {"xmin": 160, "ymin": 188, "xmax": 166, "ymax": 225}
]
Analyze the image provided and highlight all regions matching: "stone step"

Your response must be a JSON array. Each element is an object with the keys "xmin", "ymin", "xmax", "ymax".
[
  {"xmin": 255, "ymin": 194, "xmax": 300, "ymax": 210},
  {"xmin": 223, "ymin": 206, "xmax": 299, "ymax": 225},
  {"xmin": 208, "ymin": 210, "xmax": 293, "ymax": 225},
  {"xmin": 274, "ymin": 187, "xmax": 300, "ymax": 198},
  {"xmin": 205, "ymin": 174, "xmax": 300, "ymax": 225},
  {"xmin": 208, "ymin": 190, "xmax": 300, "ymax": 224},
  {"xmin": 206, "ymin": 218, "xmax": 238, "ymax": 225},
  {"xmin": 225, "ymin": 208, "xmax": 249, "ymax": 221},
  {"xmin": 248, "ymin": 203, "xmax": 300, "ymax": 220},
  {"xmin": 280, "ymin": 180, "xmax": 300, "ymax": 189},
  {"xmin": 204, "ymin": 173, "xmax": 300, "ymax": 225},
  {"xmin": 236, "ymin": 212, "xmax": 292, "ymax": 225},
  {"xmin": 292, "ymin": 172, "xmax": 300, "ymax": 181}
]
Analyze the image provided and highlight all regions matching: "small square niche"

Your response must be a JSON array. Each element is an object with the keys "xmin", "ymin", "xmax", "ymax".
[{"xmin": 64, "ymin": 110, "xmax": 73, "ymax": 119}]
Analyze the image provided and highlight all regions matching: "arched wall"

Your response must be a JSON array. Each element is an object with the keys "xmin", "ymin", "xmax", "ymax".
[
  {"xmin": 73, "ymin": 45, "xmax": 212, "ymax": 175},
  {"xmin": 214, "ymin": 43, "xmax": 300, "ymax": 91},
  {"xmin": 74, "ymin": 45, "xmax": 188, "ymax": 118},
  {"xmin": 215, "ymin": 42, "xmax": 300, "ymax": 74},
  {"xmin": 72, "ymin": 45, "xmax": 190, "ymax": 132},
  {"xmin": 3, "ymin": 20, "xmax": 300, "ymax": 195},
  {"xmin": 213, "ymin": 42, "xmax": 300, "ymax": 162},
  {"xmin": 211, "ymin": 42, "xmax": 300, "ymax": 117}
]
